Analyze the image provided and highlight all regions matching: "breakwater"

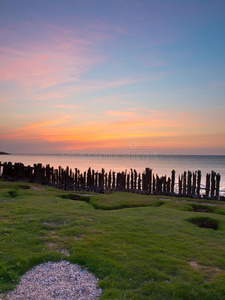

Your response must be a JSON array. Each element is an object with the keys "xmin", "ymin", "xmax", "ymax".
[{"xmin": 0, "ymin": 161, "xmax": 223, "ymax": 200}]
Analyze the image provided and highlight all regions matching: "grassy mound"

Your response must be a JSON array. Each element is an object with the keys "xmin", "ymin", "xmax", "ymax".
[{"xmin": 0, "ymin": 181, "xmax": 225, "ymax": 299}]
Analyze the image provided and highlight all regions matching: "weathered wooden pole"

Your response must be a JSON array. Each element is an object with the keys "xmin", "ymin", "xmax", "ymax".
[
  {"xmin": 197, "ymin": 170, "xmax": 201, "ymax": 197},
  {"xmin": 152, "ymin": 174, "xmax": 156, "ymax": 193},
  {"xmin": 95, "ymin": 171, "xmax": 98, "ymax": 188},
  {"xmin": 179, "ymin": 175, "xmax": 182, "ymax": 195},
  {"xmin": 116, "ymin": 172, "xmax": 119, "ymax": 190},
  {"xmin": 138, "ymin": 173, "xmax": 141, "ymax": 191},
  {"xmin": 156, "ymin": 175, "xmax": 159, "ymax": 193},
  {"xmin": 187, "ymin": 171, "xmax": 192, "ymax": 196},
  {"xmin": 108, "ymin": 170, "xmax": 112, "ymax": 189},
  {"xmin": 162, "ymin": 176, "xmax": 167, "ymax": 193},
  {"xmin": 105, "ymin": 173, "xmax": 108, "ymax": 189},
  {"xmin": 211, "ymin": 171, "xmax": 216, "ymax": 199},
  {"xmin": 92, "ymin": 170, "xmax": 95, "ymax": 187},
  {"xmin": 149, "ymin": 169, "xmax": 152, "ymax": 193},
  {"xmin": 192, "ymin": 172, "xmax": 196, "ymax": 196},
  {"xmin": 142, "ymin": 173, "xmax": 146, "ymax": 191},
  {"xmin": 101, "ymin": 168, "xmax": 105, "ymax": 190},
  {"xmin": 134, "ymin": 169, "xmax": 137, "ymax": 190},
  {"xmin": 131, "ymin": 169, "xmax": 134, "ymax": 190},
  {"xmin": 127, "ymin": 173, "xmax": 130, "ymax": 190},
  {"xmin": 112, "ymin": 172, "xmax": 115, "ymax": 190},
  {"xmin": 216, "ymin": 173, "xmax": 221, "ymax": 200},
  {"xmin": 183, "ymin": 171, "xmax": 187, "ymax": 195},
  {"xmin": 171, "ymin": 170, "xmax": 175, "ymax": 194},
  {"xmin": 167, "ymin": 177, "xmax": 171, "ymax": 194},
  {"xmin": 205, "ymin": 173, "xmax": 210, "ymax": 198}
]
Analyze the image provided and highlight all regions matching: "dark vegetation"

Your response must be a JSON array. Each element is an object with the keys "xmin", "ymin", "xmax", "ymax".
[{"xmin": 188, "ymin": 216, "xmax": 219, "ymax": 230}]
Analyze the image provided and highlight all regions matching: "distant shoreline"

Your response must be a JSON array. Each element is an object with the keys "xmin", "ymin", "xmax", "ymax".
[{"xmin": 1, "ymin": 153, "xmax": 225, "ymax": 157}]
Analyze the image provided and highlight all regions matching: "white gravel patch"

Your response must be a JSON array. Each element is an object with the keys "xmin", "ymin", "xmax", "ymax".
[{"xmin": 0, "ymin": 261, "xmax": 102, "ymax": 300}]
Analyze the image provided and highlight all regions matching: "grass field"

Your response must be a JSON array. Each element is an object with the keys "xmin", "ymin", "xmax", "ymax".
[{"xmin": 0, "ymin": 179, "xmax": 225, "ymax": 299}]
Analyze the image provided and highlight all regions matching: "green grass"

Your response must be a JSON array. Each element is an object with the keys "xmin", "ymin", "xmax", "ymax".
[{"xmin": 1, "ymin": 180, "xmax": 225, "ymax": 299}]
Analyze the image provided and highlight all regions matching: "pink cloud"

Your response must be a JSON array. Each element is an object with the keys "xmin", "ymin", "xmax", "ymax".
[
  {"xmin": 106, "ymin": 110, "xmax": 136, "ymax": 117},
  {"xmin": 0, "ymin": 24, "xmax": 105, "ymax": 92},
  {"xmin": 54, "ymin": 104, "xmax": 78, "ymax": 109},
  {"xmin": 19, "ymin": 116, "xmax": 73, "ymax": 130}
]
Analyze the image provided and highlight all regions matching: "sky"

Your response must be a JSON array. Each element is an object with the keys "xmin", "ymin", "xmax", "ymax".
[{"xmin": 0, "ymin": 0, "xmax": 225, "ymax": 155}]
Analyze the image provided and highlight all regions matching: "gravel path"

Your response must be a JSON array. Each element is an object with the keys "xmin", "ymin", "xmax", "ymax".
[{"xmin": 0, "ymin": 261, "xmax": 102, "ymax": 300}]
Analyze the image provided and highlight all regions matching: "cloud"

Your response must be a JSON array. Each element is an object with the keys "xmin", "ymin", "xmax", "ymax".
[
  {"xmin": 0, "ymin": 24, "xmax": 104, "ymax": 92},
  {"xmin": 31, "ymin": 77, "xmax": 137, "ymax": 102},
  {"xmin": 19, "ymin": 116, "xmax": 73, "ymax": 130},
  {"xmin": 54, "ymin": 104, "xmax": 78, "ymax": 109},
  {"xmin": 106, "ymin": 110, "xmax": 136, "ymax": 117}
]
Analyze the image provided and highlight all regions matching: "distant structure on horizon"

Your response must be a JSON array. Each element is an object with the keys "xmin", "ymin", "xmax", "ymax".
[{"xmin": 0, "ymin": 151, "xmax": 11, "ymax": 155}]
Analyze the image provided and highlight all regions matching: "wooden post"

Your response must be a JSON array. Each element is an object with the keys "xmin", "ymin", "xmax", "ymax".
[
  {"xmin": 105, "ymin": 173, "xmax": 108, "ymax": 189},
  {"xmin": 149, "ymin": 169, "xmax": 152, "ymax": 194},
  {"xmin": 216, "ymin": 173, "xmax": 220, "ymax": 200},
  {"xmin": 116, "ymin": 172, "xmax": 119, "ymax": 190},
  {"xmin": 163, "ymin": 176, "xmax": 167, "ymax": 193},
  {"xmin": 83, "ymin": 171, "xmax": 86, "ymax": 190},
  {"xmin": 187, "ymin": 171, "xmax": 192, "ymax": 196},
  {"xmin": 156, "ymin": 175, "xmax": 159, "ymax": 193},
  {"xmin": 183, "ymin": 171, "xmax": 186, "ymax": 195},
  {"xmin": 142, "ymin": 173, "xmax": 145, "ymax": 192},
  {"xmin": 211, "ymin": 171, "xmax": 216, "ymax": 199},
  {"xmin": 131, "ymin": 169, "xmax": 133, "ymax": 190},
  {"xmin": 197, "ymin": 170, "xmax": 201, "ymax": 197},
  {"xmin": 153, "ymin": 174, "xmax": 155, "ymax": 193},
  {"xmin": 205, "ymin": 173, "xmax": 210, "ymax": 198},
  {"xmin": 108, "ymin": 170, "xmax": 112, "ymax": 189},
  {"xmin": 95, "ymin": 171, "xmax": 98, "ymax": 188},
  {"xmin": 91, "ymin": 169, "xmax": 95, "ymax": 187},
  {"xmin": 101, "ymin": 168, "xmax": 105, "ymax": 190},
  {"xmin": 127, "ymin": 173, "xmax": 130, "ymax": 190},
  {"xmin": 179, "ymin": 175, "xmax": 182, "ymax": 195},
  {"xmin": 112, "ymin": 172, "xmax": 115, "ymax": 190},
  {"xmin": 134, "ymin": 169, "xmax": 137, "ymax": 190},
  {"xmin": 167, "ymin": 177, "xmax": 171, "ymax": 194},
  {"xmin": 138, "ymin": 173, "xmax": 141, "ymax": 191},
  {"xmin": 87, "ymin": 167, "xmax": 91, "ymax": 188},
  {"xmin": 171, "ymin": 170, "xmax": 175, "ymax": 194},
  {"xmin": 192, "ymin": 172, "xmax": 196, "ymax": 196}
]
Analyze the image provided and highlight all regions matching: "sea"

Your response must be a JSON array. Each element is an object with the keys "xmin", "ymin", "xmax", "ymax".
[{"xmin": 0, "ymin": 154, "xmax": 225, "ymax": 196}]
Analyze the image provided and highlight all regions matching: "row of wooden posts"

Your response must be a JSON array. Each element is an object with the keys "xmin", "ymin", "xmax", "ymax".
[{"xmin": 0, "ymin": 162, "xmax": 222, "ymax": 200}]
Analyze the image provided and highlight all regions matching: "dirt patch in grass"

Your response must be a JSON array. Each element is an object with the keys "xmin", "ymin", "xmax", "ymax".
[
  {"xmin": 191, "ymin": 204, "xmax": 214, "ymax": 213},
  {"xmin": 19, "ymin": 185, "xmax": 30, "ymax": 189},
  {"xmin": 0, "ymin": 218, "xmax": 11, "ymax": 222},
  {"xmin": 31, "ymin": 185, "xmax": 45, "ymax": 190},
  {"xmin": 59, "ymin": 193, "xmax": 90, "ymax": 203},
  {"xmin": 90, "ymin": 230, "xmax": 105, "ymax": 234},
  {"xmin": 189, "ymin": 261, "xmax": 202, "ymax": 270},
  {"xmin": 189, "ymin": 261, "xmax": 224, "ymax": 281},
  {"xmin": 188, "ymin": 217, "xmax": 219, "ymax": 230},
  {"xmin": 47, "ymin": 231, "xmax": 59, "ymax": 238},
  {"xmin": 46, "ymin": 242, "xmax": 70, "ymax": 257},
  {"xmin": 182, "ymin": 200, "xmax": 225, "ymax": 207},
  {"xmin": 42, "ymin": 221, "xmax": 58, "ymax": 227},
  {"xmin": 74, "ymin": 235, "xmax": 85, "ymax": 240}
]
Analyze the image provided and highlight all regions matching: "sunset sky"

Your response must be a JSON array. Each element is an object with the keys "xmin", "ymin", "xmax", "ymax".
[{"xmin": 0, "ymin": 0, "xmax": 225, "ymax": 155}]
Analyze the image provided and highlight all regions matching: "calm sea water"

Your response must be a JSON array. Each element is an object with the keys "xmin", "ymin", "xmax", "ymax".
[{"xmin": 1, "ymin": 154, "xmax": 225, "ymax": 195}]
